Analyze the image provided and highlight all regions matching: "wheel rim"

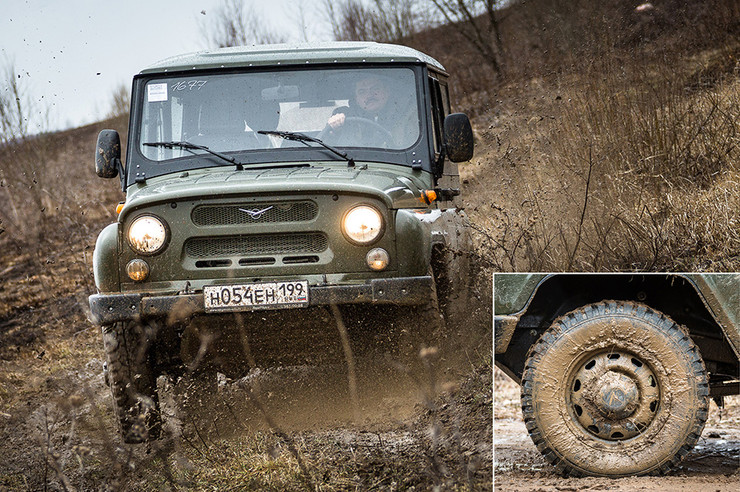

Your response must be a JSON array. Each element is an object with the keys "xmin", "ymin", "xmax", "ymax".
[{"xmin": 568, "ymin": 350, "xmax": 660, "ymax": 441}]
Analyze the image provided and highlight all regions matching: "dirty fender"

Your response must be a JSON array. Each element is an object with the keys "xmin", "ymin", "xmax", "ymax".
[{"xmin": 93, "ymin": 223, "xmax": 120, "ymax": 293}]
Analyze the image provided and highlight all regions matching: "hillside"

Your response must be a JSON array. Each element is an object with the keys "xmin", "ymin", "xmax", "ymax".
[
  {"xmin": 406, "ymin": 0, "xmax": 740, "ymax": 271},
  {"xmin": 1, "ymin": 0, "xmax": 739, "ymax": 489}
]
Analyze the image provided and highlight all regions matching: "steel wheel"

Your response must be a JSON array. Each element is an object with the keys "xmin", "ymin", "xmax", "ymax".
[
  {"xmin": 568, "ymin": 349, "xmax": 661, "ymax": 441},
  {"xmin": 521, "ymin": 301, "xmax": 709, "ymax": 477}
]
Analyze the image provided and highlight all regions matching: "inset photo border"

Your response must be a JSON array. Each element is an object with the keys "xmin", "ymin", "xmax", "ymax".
[{"xmin": 493, "ymin": 273, "xmax": 739, "ymax": 489}]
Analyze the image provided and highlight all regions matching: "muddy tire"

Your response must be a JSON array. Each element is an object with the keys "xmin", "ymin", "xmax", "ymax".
[
  {"xmin": 521, "ymin": 301, "xmax": 709, "ymax": 477},
  {"xmin": 102, "ymin": 321, "xmax": 161, "ymax": 443}
]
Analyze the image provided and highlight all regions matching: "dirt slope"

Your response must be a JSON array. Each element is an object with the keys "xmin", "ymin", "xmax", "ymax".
[{"xmin": 0, "ymin": 117, "xmax": 492, "ymax": 490}]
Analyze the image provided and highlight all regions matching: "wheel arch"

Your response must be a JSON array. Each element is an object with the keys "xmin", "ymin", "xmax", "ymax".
[
  {"xmin": 93, "ymin": 222, "xmax": 121, "ymax": 293},
  {"xmin": 428, "ymin": 209, "xmax": 472, "ymax": 311},
  {"xmin": 496, "ymin": 274, "xmax": 738, "ymax": 397}
]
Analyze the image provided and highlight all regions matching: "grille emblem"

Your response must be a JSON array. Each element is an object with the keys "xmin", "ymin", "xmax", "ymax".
[{"xmin": 238, "ymin": 206, "xmax": 274, "ymax": 219}]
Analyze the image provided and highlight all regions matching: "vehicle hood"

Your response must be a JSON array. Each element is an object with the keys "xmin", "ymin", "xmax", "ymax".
[{"xmin": 121, "ymin": 163, "xmax": 430, "ymax": 216}]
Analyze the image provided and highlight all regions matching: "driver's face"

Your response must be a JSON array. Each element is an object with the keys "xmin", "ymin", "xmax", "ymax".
[{"xmin": 355, "ymin": 78, "xmax": 389, "ymax": 113}]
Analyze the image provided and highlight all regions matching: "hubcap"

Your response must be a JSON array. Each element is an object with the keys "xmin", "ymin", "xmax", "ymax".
[
  {"xmin": 569, "ymin": 350, "xmax": 660, "ymax": 440},
  {"xmin": 596, "ymin": 372, "xmax": 638, "ymax": 419}
]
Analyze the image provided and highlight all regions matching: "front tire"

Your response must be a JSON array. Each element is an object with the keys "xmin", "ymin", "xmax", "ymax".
[
  {"xmin": 102, "ymin": 321, "xmax": 161, "ymax": 443},
  {"xmin": 521, "ymin": 301, "xmax": 709, "ymax": 477}
]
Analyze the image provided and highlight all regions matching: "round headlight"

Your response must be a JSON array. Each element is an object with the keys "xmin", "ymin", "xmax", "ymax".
[
  {"xmin": 342, "ymin": 205, "xmax": 383, "ymax": 245},
  {"xmin": 127, "ymin": 215, "xmax": 168, "ymax": 255}
]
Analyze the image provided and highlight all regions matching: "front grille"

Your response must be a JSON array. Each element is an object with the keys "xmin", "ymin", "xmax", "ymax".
[
  {"xmin": 185, "ymin": 233, "xmax": 328, "ymax": 258},
  {"xmin": 192, "ymin": 201, "xmax": 318, "ymax": 226}
]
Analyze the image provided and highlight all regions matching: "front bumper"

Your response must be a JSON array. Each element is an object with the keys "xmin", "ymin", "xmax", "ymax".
[{"xmin": 89, "ymin": 276, "xmax": 432, "ymax": 325}]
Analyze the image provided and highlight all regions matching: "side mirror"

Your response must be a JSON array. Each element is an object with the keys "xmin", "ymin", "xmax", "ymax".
[
  {"xmin": 95, "ymin": 130, "xmax": 123, "ymax": 179},
  {"xmin": 443, "ymin": 113, "xmax": 474, "ymax": 163}
]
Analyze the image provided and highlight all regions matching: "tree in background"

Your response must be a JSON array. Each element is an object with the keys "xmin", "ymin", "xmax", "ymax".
[
  {"xmin": 106, "ymin": 83, "xmax": 130, "ymax": 119},
  {"xmin": 0, "ymin": 62, "xmax": 31, "ymax": 145},
  {"xmin": 324, "ymin": 0, "xmax": 504, "ymax": 78},
  {"xmin": 324, "ymin": 0, "xmax": 428, "ymax": 42},
  {"xmin": 0, "ymin": 61, "xmax": 55, "ymax": 244},
  {"xmin": 428, "ymin": 0, "xmax": 505, "ymax": 77},
  {"xmin": 201, "ymin": 0, "xmax": 286, "ymax": 48}
]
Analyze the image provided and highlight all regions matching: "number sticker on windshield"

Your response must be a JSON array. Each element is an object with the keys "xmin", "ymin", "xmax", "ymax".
[
  {"xmin": 171, "ymin": 80, "xmax": 208, "ymax": 92},
  {"xmin": 147, "ymin": 83, "xmax": 168, "ymax": 102}
]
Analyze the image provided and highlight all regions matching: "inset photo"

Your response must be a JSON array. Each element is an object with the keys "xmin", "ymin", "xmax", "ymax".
[{"xmin": 494, "ymin": 273, "xmax": 739, "ymax": 489}]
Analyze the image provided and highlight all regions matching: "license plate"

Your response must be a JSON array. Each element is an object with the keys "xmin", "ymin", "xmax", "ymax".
[{"xmin": 204, "ymin": 280, "xmax": 309, "ymax": 312}]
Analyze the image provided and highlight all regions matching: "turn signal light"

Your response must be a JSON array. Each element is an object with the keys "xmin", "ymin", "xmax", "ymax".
[
  {"xmin": 419, "ymin": 190, "xmax": 437, "ymax": 205},
  {"xmin": 366, "ymin": 248, "xmax": 389, "ymax": 271},
  {"xmin": 116, "ymin": 202, "xmax": 124, "ymax": 214},
  {"xmin": 126, "ymin": 259, "xmax": 150, "ymax": 282}
]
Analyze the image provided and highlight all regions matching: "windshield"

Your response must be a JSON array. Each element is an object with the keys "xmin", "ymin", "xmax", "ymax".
[{"xmin": 139, "ymin": 67, "xmax": 421, "ymax": 162}]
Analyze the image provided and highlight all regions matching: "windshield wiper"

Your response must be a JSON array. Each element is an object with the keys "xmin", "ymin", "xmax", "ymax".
[
  {"xmin": 258, "ymin": 130, "xmax": 355, "ymax": 167},
  {"xmin": 143, "ymin": 140, "xmax": 246, "ymax": 170}
]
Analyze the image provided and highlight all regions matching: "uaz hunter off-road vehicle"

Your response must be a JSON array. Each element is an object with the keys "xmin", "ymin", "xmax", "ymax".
[
  {"xmin": 89, "ymin": 42, "xmax": 475, "ymax": 443},
  {"xmin": 494, "ymin": 273, "xmax": 739, "ymax": 477}
]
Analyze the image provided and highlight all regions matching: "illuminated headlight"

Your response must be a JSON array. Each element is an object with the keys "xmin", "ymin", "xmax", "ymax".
[
  {"xmin": 342, "ymin": 205, "xmax": 384, "ymax": 245},
  {"xmin": 127, "ymin": 215, "xmax": 168, "ymax": 254},
  {"xmin": 366, "ymin": 248, "xmax": 389, "ymax": 271}
]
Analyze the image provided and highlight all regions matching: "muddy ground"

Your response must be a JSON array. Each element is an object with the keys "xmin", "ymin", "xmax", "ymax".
[
  {"xmin": 493, "ymin": 367, "xmax": 740, "ymax": 491},
  {"xmin": 0, "ymin": 207, "xmax": 493, "ymax": 491}
]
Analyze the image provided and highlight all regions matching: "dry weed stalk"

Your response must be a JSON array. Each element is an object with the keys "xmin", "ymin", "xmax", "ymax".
[
  {"xmin": 235, "ymin": 381, "xmax": 317, "ymax": 491},
  {"xmin": 479, "ymin": 42, "xmax": 739, "ymax": 271}
]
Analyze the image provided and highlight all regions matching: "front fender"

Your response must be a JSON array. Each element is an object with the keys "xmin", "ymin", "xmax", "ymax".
[
  {"xmin": 685, "ymin": 274, "xmax": 740, "ymax": 359},
  {"xmin": 395, "ymin": 209, "xmax": 432, "ymax": 276},
  {"xmin": 93, "ymin": 223, "xmax": 120, "ymax": 293},
  {"xmin": 394, "ymin": 208, "xmax": 471, "ymax": 277}
]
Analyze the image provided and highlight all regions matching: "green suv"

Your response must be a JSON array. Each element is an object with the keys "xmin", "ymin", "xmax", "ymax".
[
  {"xmin": 494, "ymin": 273, "xmax": 739, "ymax": 477},
  {"xmin": 90, "ymin": 42, "xmax": 475, "ymax": 443}
]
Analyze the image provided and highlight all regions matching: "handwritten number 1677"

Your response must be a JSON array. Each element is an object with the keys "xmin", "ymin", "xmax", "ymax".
[{"xmin": 171, "ymin": 80, "xmax": 207, "ymax": 91}]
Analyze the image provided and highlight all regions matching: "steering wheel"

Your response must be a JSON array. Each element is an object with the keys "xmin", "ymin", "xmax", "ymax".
[{"xmin": 318, "ymin": 116, "xmax": 394, "ymax": 147}]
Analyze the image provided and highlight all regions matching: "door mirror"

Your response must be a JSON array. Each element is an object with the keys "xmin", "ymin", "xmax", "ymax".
[
  {"xmin": 95, "ymin": 130, "xmax": 122, "ymax": 179},
  {"xmin": 443, "ymin": 113, "xmax": 474, "ymax": 163}
]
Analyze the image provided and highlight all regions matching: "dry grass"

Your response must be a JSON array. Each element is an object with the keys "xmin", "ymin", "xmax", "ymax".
[
  {"xmin": 0, "ymin": 323, "xmax": 491, "ymax": 490},
  {"xmin": 463, "ymin": 40, "xmax": 740, "ymax": 271},
  {"xmin": 1, "ymin": 0, "xmax": 738, "ymax": 489},
  {"xmin": 0, "ymin": 116, "xmax": 127, "ymax": 254}
]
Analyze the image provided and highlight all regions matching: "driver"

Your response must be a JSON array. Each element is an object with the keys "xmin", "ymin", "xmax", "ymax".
[{"xmin": 326, "ymin": 74, "xmax": 417, "ymax": 147}]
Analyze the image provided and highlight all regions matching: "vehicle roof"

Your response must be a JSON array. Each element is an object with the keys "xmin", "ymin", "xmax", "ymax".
[{"xmin": 139, "ymin": 41, "xmax": 446, "ymax": 75}]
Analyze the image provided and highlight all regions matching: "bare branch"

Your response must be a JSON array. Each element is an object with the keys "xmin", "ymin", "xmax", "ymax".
[
  {"xmin": 428, "ymin": 0, "xmax": 505, "ymax": 76},
  {"xmin": 201, "ymin": 0, "xmax": 286, "ymax": 49},
  {"xmin": 326, "ymin": 0, "xmax": 428, "ymax": 42},
  {"xmin": 106, "ymin": 83, "xmax": 130, "ymax": 119},
  {"xmin": 0, "ymin": 61, "xmax": 30, "ymax": 144}
]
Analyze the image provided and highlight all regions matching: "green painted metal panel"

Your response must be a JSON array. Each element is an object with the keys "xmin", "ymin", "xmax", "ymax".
[
  {"xmin": 93, "ymin": 223, "xmax": 120, "ymax": 293},
  {"xmin": 686, "ymin": 273, "xmax": 740, "ymax": 356},
  {"xmin": 494, "ymin": 273, "xmax": 548, "ymax": 315}
]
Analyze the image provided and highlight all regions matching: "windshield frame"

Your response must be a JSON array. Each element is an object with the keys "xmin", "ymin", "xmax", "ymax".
[{"xmin": 126, "ymin": 62, "xmax": 433, "ymax": 184}]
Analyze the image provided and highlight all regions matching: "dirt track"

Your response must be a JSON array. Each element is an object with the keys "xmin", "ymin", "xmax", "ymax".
[
  {"xmin": 493, "ymin": 367, "xmax": 740, "ymax": 491},
  {"xmin": 0, "ymin": 234, "xmax": 492, "ymax": 489},
  {"xmin": 0, "ymin": 115, "xmax": 494, "ymax": 489}
]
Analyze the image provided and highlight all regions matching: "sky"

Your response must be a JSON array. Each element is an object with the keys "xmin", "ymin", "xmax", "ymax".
[{"xmin": 1, "ymin": 0, "xmax": 334, "ymax": 132}]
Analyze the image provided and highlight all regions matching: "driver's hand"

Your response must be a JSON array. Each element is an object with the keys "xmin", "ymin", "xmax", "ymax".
[{"xmin": 328, "ymin": 113, "xmax": 345, "ymax": 129}]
